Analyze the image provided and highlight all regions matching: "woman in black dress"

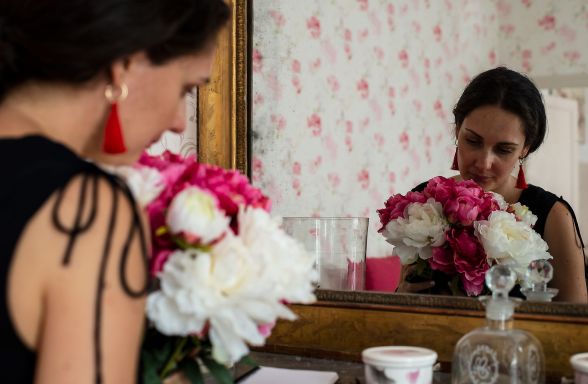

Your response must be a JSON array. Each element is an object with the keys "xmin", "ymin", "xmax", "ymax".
[
  {"xmin": 0, "ymin": 1, "xmax": 229, "ymax": 382},
  {"xmin": 402, "ymin": 67, "xmax": 587, "ymax": 303}
]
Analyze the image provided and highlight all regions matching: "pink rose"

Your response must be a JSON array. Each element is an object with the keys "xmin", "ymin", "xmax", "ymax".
[{"xmin": 447, "ymin": 228, "xmax": 488, "ymax": 296}]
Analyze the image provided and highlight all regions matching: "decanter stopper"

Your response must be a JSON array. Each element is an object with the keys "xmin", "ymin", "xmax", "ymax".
[
  {"xmin": 520, "ymin": 260, "xmax": 558, "ymax": 302},
  {"xmin": 483, "ymin": 264, "xmax": 517, "ymax": 321}
]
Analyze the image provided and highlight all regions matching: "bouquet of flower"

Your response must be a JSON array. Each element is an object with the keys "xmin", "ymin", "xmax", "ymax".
[
  {"xmin": 117, "ymin": 152, "xmax": 317, "ymax": 383},
  {"xmin": 377, "ymin": 176, "xmax": 551, "ymax": 296}
]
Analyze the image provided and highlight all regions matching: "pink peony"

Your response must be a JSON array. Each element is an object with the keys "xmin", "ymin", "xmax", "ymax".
[
  {"xmin": 150, "ymin": 249, "xmax": 172, "ymax": 277},
  {"xmin": 447, "ymin": 228, "xmax": 489, "ymax": 296},
  {"xmin": 423, "ymin": 176, "xmax": 457, "ymax": 205},
  {"xmin": 444, "ymin": 195, "xmax": 483, "ymax": 226},
  {"xmin": 377, "ymin": 191, "xmax": 427, "ymax": 231},
  {"xmin": 138, "ymin": 151, "xmax": 271, "ymax": 272},
  {"xmin": 429, "ymin": 246, "xmax": 456, "ymax": 275}
]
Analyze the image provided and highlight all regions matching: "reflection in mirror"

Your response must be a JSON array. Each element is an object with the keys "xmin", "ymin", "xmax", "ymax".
[{"xmin": 249, "ymin": 0, "xmax": 588, "ymax": 302}]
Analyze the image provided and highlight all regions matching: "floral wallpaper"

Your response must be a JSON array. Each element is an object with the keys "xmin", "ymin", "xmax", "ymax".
[
  {"xmin": 251, "ymin": 0, "xmax": 499, "ymax": 257},
  {"xmin": 496, "ymin": 0, "xmax": 588, "ymax": 78}
]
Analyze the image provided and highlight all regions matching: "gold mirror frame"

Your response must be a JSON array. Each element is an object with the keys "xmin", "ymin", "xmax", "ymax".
[
  {"xmin": 198, "ymin": 1, "xmax": 588, "ymax": 379},
  {"xmin": 197, "ymin": 0, "xmax": 249, "ymax": 175}
]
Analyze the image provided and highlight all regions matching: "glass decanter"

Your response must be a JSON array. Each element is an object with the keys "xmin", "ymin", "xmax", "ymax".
[
  {"xmin": 520, "ymin": 260, "xmax": 558, "ymax": 302},
  {"xmin": 451, "ymin": 265, "xmax": 545, "ymax": 384}
]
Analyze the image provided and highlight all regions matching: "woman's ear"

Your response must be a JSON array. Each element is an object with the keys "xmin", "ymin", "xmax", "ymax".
[
  {"xmin": 521, "ymin": 146, "xmax": 530, "ymax": 159},
  {"xmin": 107, "ymin": 52, "xmax": 145, "ymax": 87}
]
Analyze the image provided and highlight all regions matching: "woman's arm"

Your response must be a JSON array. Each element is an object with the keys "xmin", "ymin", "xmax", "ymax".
[
  {"xmin": 543, "ymin": 201, "xmax": 587, "ymax": 303},
  {"xmin": 10, "ymin": 174, "xmax": 149, "ymax": 383}
]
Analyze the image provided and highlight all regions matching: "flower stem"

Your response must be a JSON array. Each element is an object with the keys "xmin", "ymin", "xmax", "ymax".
[{"xmin": 160, "ymin": 338, "xmax": 187, "ymax": 379}]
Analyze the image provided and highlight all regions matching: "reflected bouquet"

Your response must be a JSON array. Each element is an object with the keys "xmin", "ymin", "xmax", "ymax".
[
  {"xmin": 118, "ymin": 152, "xmax": 317, "ymax": 383},
  {"xmin": 377, "ymin": 176, "xmax": 551, "ymax": 296}
]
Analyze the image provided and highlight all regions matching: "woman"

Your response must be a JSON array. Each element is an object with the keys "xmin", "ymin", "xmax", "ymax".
[
  {"xmin": 0, "ymin": 1, "xmax": 229, "ymax": 383},
  {"xmin": 403, "ymin": 67, "xmax": 587, "ymax": 303}
]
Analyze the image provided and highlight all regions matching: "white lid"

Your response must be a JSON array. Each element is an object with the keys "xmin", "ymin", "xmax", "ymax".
[
  {"xmin": 362, "ymin": 346, "xmax": 437, "ymax": 368},
  {"xmin": 571, "ymin": 353, "xmax": 588, "ymax": 374}
]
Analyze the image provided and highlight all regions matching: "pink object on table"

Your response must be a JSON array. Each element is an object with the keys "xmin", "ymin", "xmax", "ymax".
[{"xmin": 365, "ymin": 256, "xmax": 401, "ymax": 292}]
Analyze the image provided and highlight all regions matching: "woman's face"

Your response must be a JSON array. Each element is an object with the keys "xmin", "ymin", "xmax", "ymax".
[
  {"xmin": 456, "ymin": 105, "xmax": 529, "ymax": 194},
  {"xmin": 112, "ymin": 48, "xmax": 216, "ymax": 163}
]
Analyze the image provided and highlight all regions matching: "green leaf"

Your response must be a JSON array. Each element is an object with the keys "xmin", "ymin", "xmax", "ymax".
[
  {"xmin": 201, "ymin": 356, "xmax": 234, "ymax": 384},
  {"xmin": 142, "ymin": 350, "xmax": 164, "ymax": 384},
  {"xmin": 179, "ymin": 358, "xmax": 204, "ymax": 384}
]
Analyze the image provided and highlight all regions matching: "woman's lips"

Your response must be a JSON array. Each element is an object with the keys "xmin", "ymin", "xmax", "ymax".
[{"xmin": 471, "ymin": 175, "xmax": 492, "ymax": 184}]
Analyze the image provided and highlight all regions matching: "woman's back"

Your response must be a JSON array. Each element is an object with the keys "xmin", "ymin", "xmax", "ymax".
[{"xmin": 0, "ymin": 135, "xmax": 149, "ymax": 383}]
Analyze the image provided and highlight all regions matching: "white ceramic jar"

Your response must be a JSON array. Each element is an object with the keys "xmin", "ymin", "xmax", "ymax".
[
  {"xmin": 571, "ymin": 353, "xmax": 588, "ymax": 384},
  {"xmin": 362, "ymin": 346, "xmax": 437, "ymax": 384}
]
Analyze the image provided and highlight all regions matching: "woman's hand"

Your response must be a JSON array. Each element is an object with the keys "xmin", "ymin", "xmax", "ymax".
[{"xmin": 396, "ymin": 265, "xmax": 435, "ymax": 293}]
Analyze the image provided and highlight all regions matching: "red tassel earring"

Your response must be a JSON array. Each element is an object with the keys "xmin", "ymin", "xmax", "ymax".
[
  {"xmin": 103, "ymin": 83, "xmax": 128, "ymax": 154},
  {"xmin": 516, "ymin": 158, "xmax": 528, "ymax": 189},
  {"xmin": 451, "ymin": 146, "xmax": 459, "ymax": 170}
]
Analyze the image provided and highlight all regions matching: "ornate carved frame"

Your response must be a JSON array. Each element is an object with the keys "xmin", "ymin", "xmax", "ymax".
[{"xmin": 198, "ymin": 1, "xmax": 588, "ymax": 379}]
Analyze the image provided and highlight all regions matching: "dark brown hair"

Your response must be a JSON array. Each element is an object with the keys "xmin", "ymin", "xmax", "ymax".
[
  {"xmin": 0, "ymin": 0, "xmax": 230, "ymax": 101},
  {"xmin": 453, "ymin": 67, "xmax": 547, "ymax": 155}
]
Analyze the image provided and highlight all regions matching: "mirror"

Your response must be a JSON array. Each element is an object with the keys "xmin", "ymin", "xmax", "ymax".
[
  {"xmin": 199, "ymin": 0, "xmax": 588, "ymax": 308},
  {"xmin": 247, "ymin": 0, "xmax": 588, "ymax": 301}
]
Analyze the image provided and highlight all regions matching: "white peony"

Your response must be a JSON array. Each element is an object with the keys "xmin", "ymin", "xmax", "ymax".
[
  {"xmin": 474, "ymin": 210, "xmax": 551, "ymax": 279},
  {"xmin": 491, "ymin": 192, "xmax": 508, "ymax": 211},
  {"xmin": 381, "ymin": 199, "xmax": 449, "ymax": 264},
  {"xmin": 146, "ymin": 206, "xmax": 317, "ymax": 365},
  {"xmin": 510, "ymin": 202, "xmax": 538, "ymax": 227},
  {"xmin": 166, "ymin": 186, "xmax": 230, "ymax": 244},
  {"xmin": 237, "ymin": 207, "xmax": 318, "ymax": 304}
]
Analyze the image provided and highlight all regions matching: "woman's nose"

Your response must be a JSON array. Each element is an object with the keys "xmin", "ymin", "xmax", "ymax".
[
  {"xmin": 474, "ymin": 151, "xmax": 493, "ymax": 170},
  {"xmin": 168, "ymin": 101, "xmax": 187, "ymax": 134}
]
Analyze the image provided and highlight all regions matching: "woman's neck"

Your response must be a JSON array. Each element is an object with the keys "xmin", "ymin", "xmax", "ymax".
[
  {"xmin": 492, "ymin": 176, "xmax": 523, "ymax": 204},
  {"xmin": 0, "ymin": 82, "xmax": 107, "ymax": 154}
]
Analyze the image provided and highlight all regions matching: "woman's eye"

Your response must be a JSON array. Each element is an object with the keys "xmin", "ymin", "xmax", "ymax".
[
  {"xmin": 496, "ymin": 147, "xmax": 514, "ymax": 155},
  {"xmin": 465, "ymin": 138, "xmax": 480, "ymax": 146}
]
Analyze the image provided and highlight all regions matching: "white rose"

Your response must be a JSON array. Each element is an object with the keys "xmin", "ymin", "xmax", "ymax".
[
  {"xmin": 381, "ymin": 199, "xmax": 449, "ymax": 264},
  {"xmin": 166, "ymin": 186, "xmax": 230, "ymax": 244},
  {"xmin": 474, "ymin": 211, "xmax": 551, "ymax": 279}
]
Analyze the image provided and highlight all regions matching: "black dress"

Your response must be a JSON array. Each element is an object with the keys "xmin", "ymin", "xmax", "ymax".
[{"xmin": 0, "ymin": 136, "xmax": 148, "ymax": 383}]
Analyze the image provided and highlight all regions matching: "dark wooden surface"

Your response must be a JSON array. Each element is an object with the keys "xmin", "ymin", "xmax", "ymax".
[{"xmin": 239, "ymin": 351, "xmax": 451, "ymax": 384}]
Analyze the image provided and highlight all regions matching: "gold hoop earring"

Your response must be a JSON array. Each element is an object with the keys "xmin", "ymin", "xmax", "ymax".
[{"xmin": 104, "ymin": 83, "xmax": 128, "ymax": 102}]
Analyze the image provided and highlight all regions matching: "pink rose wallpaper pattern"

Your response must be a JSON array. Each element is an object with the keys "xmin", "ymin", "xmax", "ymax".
[
  {"xmin": 251, "ymin": 0, "xmax": 499, "ymax": 257},
  {"xmin": 250, "ymin": 0, "xmax": 588, "ymax": 257},
  {"xmin": 497, "ymin": 0, "xmax": 588, "ymax": 77}
]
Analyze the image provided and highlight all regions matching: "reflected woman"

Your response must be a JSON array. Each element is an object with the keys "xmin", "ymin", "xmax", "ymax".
[{"xmin": 404, "ymin": 67, "xmax": 587, "ymax": 303}]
